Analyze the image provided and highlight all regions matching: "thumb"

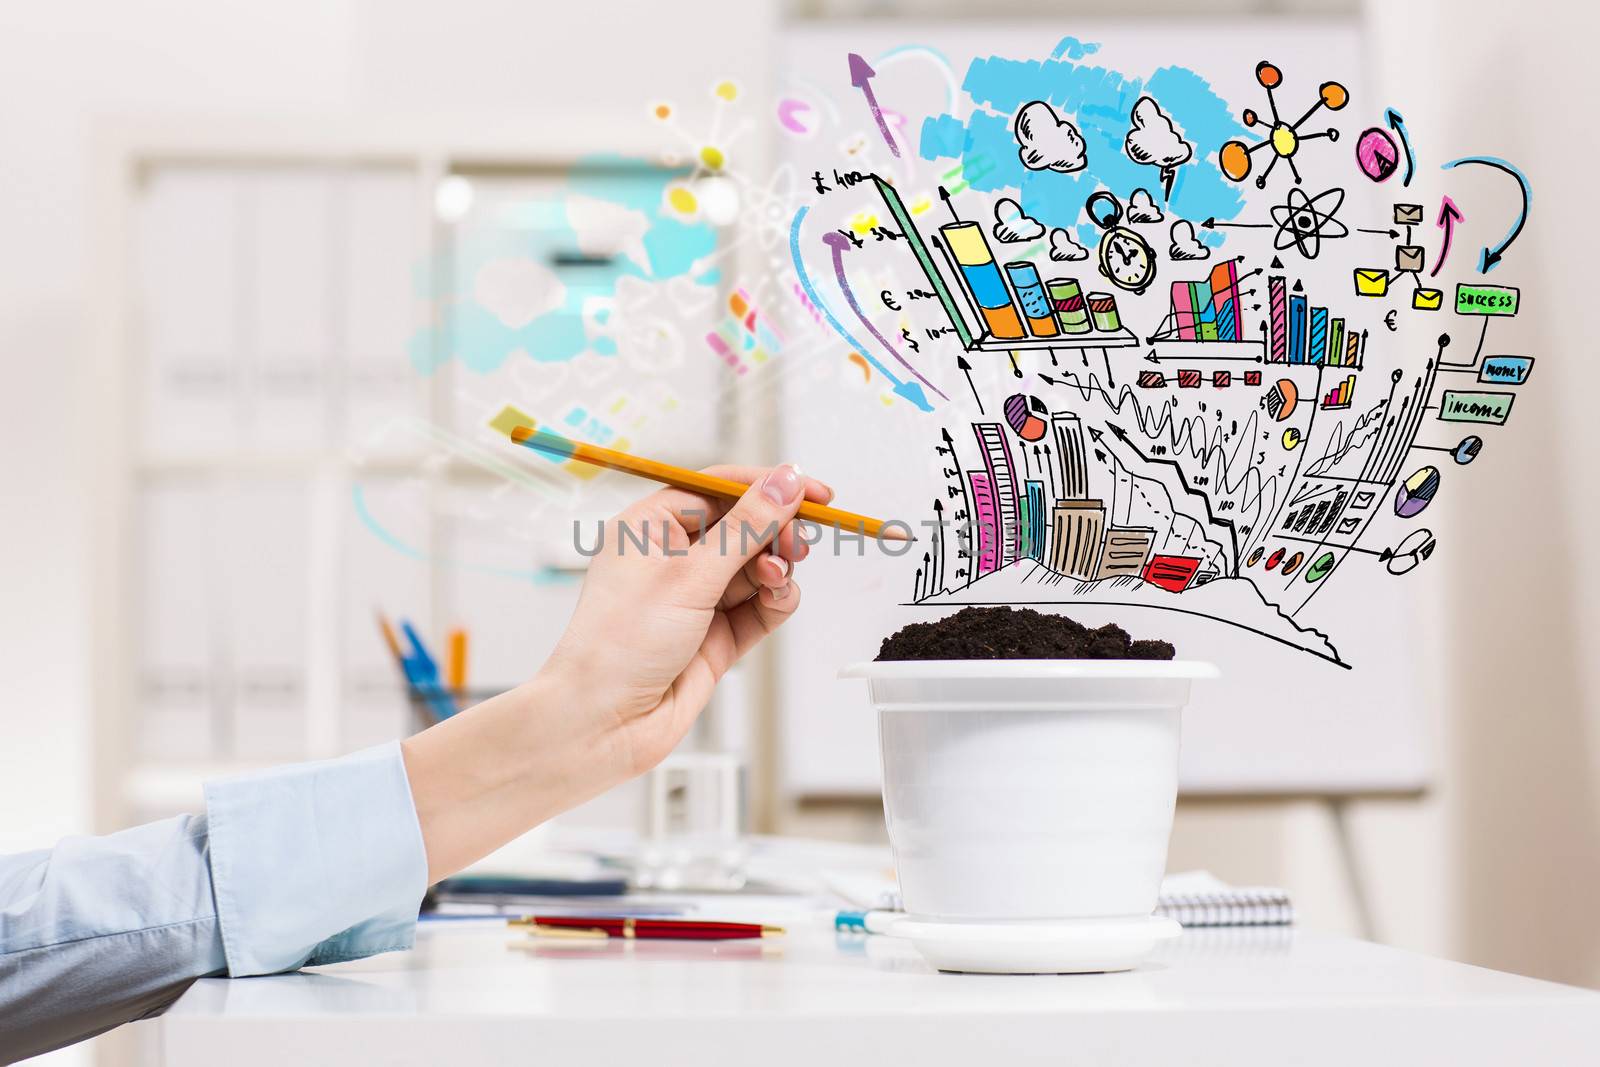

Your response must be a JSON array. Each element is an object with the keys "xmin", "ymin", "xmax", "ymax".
[{"xmin": 690, "ymin": 463, "xmax": 806, "ymax": 593}]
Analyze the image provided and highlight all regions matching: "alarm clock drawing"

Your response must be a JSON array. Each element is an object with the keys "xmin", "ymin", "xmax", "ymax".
[{"xmin": 1086, "ymin": 191, "xmax": 1157, "ymax": 295}]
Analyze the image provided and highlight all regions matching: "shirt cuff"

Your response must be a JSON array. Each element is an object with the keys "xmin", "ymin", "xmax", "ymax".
[{"xmin": 204, "ymin": 741, "xmax": 429, "ymax": 976}]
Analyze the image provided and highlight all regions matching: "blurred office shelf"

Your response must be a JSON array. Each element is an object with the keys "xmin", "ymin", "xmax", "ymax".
[
  {"xmin": 91, "ymin": 135, "xmax": 748, "ymax": 842},
  {"xmin": 122, "ymin": 762, "xmax": 279, "ymax": 819}
]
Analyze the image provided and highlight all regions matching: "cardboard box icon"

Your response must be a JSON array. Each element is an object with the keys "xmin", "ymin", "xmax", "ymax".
[
  {"xmin": 1212, "ymin": 370, "xmax": 1232, "ymax": 388},
  {"xmin": 1354, "ymin": 269, "xmax": 1389, "ymax": 297},
  {"xmin": 1395, "ymin": 245, "xmax": 1426, "ymax": 273},
  {"xmin": 1244, "ymin": 370, "xmax": 1262, "ymax": 386},
  {"xmin": 1394, "ymin": 203, "xmax": 1424, "ymax": 225},
  {"xmin": 1413, "ymin": 288, "xmax": 1444, "ymax": 311}
]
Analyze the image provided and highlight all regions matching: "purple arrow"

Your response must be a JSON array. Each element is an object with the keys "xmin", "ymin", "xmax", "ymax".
[
  {"xmin": 823, "ymin": 230, "xmax": 948, "ymax": 402},
  {"xmin": 1431, "ymin": 195, "xmax": 1463, "ymax": 278},
  {"xmin": 848, "ymin": 53, "xmax": 901, "ymax": 159}
]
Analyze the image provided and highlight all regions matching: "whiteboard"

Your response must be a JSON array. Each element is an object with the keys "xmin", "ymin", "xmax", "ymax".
[{"xmin": 774, "ymin": 21, "xmax": 1439, "ymax": 796}]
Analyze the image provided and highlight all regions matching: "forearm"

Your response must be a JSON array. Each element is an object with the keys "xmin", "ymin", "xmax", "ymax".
[
  {"xmin": 0, "ymin": 741, "xmax": 427, "ymax": 1062},
  {"xmin": 400, "ymin": 666, "xmax": 628, "ymax": 884}
]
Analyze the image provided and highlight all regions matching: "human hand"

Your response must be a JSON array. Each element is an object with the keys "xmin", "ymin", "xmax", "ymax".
[
  {"xmin": 402, "ymin": 463, "xmax": 829, "ymax": 882},
  {"xmin": 543, "ymin": 463, "xmax": 831, "ymax": 780}
]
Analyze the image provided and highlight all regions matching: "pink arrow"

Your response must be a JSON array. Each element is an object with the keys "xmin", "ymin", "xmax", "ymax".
[
  {"xmin": 1431, "ymin": 195, "xmax": 1463, "ymax": 278},
  {"xmin": 847, "ymin": 53, "xmax": 901, "ymax": 159}
]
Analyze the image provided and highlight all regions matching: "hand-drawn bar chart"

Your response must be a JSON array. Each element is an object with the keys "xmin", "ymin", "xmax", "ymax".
[
  {"xmin": 874, "ymin": 177, "xmax": 1140, "ymax": 387},
  {"xmin": 877, "ymin": 175, "xmax": 1139, "ymax": 346},
  {"xmin": 1265, "ymin": 273, "xmax": 1366, "ymax": 368}
]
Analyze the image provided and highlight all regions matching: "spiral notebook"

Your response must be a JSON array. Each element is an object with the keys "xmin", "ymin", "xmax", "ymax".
[
  {"xmin": 1155, "ymin": 871, "xmax": 1296, "ymax": 928},
  {"xmin": 827, "ymin": 868, "xmax": 1296, "ymax": 929}
]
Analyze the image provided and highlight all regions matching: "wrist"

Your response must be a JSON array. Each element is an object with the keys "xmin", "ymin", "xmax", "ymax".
[
  {"xmin": 401, "ymin": 665, "xmax": 629, "ymax": 883},
  {"xmin": 520, "ymin": 659, "xmax": 633, "ymax": 794}
]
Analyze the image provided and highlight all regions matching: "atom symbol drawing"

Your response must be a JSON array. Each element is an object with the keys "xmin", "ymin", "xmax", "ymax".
[
  {"xmin": 1270, "ymin": 186, "xmax": 1348, "ymax": 258},
  {"xmin": 1219, "ymin": 61, "xmax": 1348, "ymax": 190}
]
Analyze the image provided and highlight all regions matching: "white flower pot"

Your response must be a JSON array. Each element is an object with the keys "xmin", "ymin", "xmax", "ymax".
[{"xmin": 842, "ymin": 660, "xmax": 1217, "ymax": 922}]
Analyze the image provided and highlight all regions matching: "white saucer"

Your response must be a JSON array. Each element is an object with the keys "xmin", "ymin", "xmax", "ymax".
[{"xmin": 877, "ymin": 914, "xmax": 1182, "ymax": 974}]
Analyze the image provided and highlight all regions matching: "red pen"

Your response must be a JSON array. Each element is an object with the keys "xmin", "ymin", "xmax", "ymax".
[{"xmin": 510, "ymin": 916, "xmax": 784, "ymax": 941}]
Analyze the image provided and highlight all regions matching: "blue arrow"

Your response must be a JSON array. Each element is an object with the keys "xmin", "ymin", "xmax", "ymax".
[
  {"xmin": 788, "ymin": 206, "xmax": 932, "ymax": 411},
  {"xmin": 1385, "ymin": 107, "xmax": 1415, "ymax": 186},
  {"xmin": 1442, "ymin": 155, "xmax": 1531, "ymax": 274}
]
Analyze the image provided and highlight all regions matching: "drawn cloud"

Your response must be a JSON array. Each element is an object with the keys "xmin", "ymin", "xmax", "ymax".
[
  {"xmin": 1127, "ymin": 188, "xmax": 1164, "ymax": 223},
  {"xmin": 1168, "ymin": 219, "xmax": 1211, "ymax": 261},
  {"xmin": 1124, "ymin": 95, "xmax": 1194, "ymax": 171},
  {"xmin": 474, "ymin": 256, "xmax": 568, "ymax": 328},
  {"xmin": 1013, "ymin": 101, "xmax": 1087, "ymax": 173},
  {"xmin": 1049, "ymin": 227, "xmax": 1090, "ymax": 261},
  {"xmin": 993, "ymin": 197, "xmax": 1046, "ymax": 243}
]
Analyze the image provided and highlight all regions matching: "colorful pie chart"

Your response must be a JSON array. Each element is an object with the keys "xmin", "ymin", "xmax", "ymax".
[
  {"xmin": 1280, "ymin": 551, "xmax": 1305, "ymax": 577},
  {"xmin": 1355, "ymin": 127, "xmax": 1400, "ymax": 182},
  {"xmin": 1269, "ymin": 379, "xmax": 1298, "ymax": 422},
  {"xmin": 1395, "ymin": 465, "xmax": 1440, "ymax": 518},
  {"xmin": 1003, "ymin": 393, "xmax": 1049, "ymax": 442},
  {"xmin": 1304, "ymin": 551, "xmax": 1337, "ymax": 583}
]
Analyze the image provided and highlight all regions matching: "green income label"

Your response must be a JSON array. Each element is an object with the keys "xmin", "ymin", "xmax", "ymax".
[{"xmin": 1439, "ymin": 390, "xmax": 1514, "ymax": 425}]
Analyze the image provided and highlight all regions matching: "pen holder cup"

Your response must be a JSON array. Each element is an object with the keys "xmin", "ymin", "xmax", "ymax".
[
  {"xmin": 842, "ymin": 661, "xmax": 1216, "ymax": 921},
  {"xmin": 407, "ymin": 687, "xmax": 502, "ymax": 730}
]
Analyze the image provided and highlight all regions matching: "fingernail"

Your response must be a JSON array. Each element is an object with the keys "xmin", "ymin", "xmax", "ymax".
[
  {"xmin": 761, "ymin": 463, "xmax": 804, "ymax": 506},
  {"xmin": 771, "ymin": 581, "xmax": 791, "ymax": 601}
]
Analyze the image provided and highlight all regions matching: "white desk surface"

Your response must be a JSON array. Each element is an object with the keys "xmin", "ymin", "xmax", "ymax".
[{"xmin": 164, "ymin": 919, "xmax": 1600, "ymax": 1066}]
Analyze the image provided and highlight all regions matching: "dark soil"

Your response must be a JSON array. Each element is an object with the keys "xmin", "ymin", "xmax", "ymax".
[{"xmin": 875, "ymin": 606, "xmax": 1175, "ymax": 661}]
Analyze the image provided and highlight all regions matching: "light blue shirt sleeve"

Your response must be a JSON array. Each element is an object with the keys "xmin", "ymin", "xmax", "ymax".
[{"xmin": 0, "ymin": 741, "xmax": 429, "ymax": 1063}]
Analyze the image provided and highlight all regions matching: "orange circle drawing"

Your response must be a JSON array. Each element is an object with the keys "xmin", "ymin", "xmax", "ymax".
[
  {"xmin": 1256, "ymin": 61, "xmax": 1282, "ymax": 89},
  {"xmin": 1319, "ymin": 82, "xmax": 1348, "ymax": 110},
  {"xmin": 1220, "ymin": 141, "xmax": 1252, "ymax": 181}
]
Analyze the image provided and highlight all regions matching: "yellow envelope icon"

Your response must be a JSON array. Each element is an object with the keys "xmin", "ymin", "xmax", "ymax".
[
  {"xmin": 1412, "ymin": 287, "xmax": 1443, "ymax": 311},
  {"xmin": 1354, "ymin": 269, "xmax": 1389, "ymax": 297}
]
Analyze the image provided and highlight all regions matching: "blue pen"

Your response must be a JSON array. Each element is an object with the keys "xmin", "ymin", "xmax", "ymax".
[{"xmin": 400, "ymin": 619, "xmax": 460, "ymax": 721}]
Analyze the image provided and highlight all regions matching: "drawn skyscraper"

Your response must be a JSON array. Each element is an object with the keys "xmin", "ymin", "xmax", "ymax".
[
  {"xmin": 1050, "ymin": 499, "xmax": 1106, "ymax": 580},
  {"xmin": 972, "ymin": 424, "xmax": 1022, "ymax": 567},
  {"xmin": 1050, "ymin": 413, "xmax": 1090, "ymax": 500},
  {"xmin": 967, "ymin": 470, "xmax": 999, "ymax": 576},
  {"xmin": 1094, "ymin": 526, "xmax": 1156, "ymax": 579},
  {"xmin": 1025, "ymin": 480, "xmax": 1047, "ymax": 562}
]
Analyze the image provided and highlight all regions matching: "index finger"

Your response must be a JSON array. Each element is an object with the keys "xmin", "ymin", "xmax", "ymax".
[{"xmin": 641, "ymin": 467, "xmax": 834, "ymax": 536}]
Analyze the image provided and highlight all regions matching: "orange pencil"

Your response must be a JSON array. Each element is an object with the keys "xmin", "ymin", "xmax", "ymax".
[
  {"xmin": 509, "ymin": 426, "xmax": 910, "ymax": 541},
  {"xmin": 376, "ymin": 612, "xmax": 404, "ymax": 662},
  {"xmin": 446, "ymin": 628, "xmax": 468, "ymax": 695}
]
